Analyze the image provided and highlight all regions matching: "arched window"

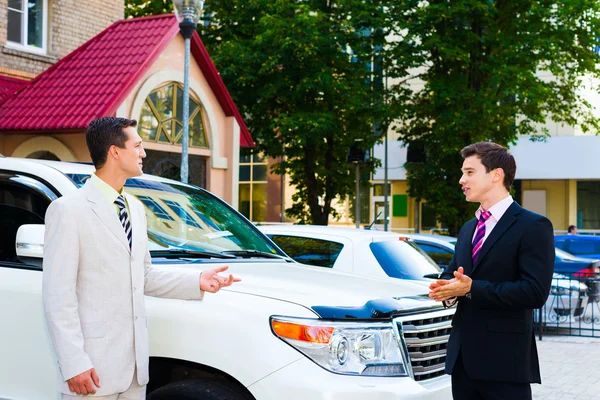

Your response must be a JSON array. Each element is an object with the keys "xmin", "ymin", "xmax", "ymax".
[
  {"xmin": 26, "ymin": 150, "xmax": 60, "ymax": 161},
  {"xmin": 138, "ymin": 82, "xmax": 209, "ymax": 148}
]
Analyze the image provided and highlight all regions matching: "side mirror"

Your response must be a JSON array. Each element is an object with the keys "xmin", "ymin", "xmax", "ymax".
[{"xmin": 16, "ymin": 224, "xmax": 45, "ymax": 268}]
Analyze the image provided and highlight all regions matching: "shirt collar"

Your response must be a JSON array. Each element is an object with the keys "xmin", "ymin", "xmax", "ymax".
[
  {"xmin": 476, "ymin": 195, "xmax": 514, "ymax": 222},
  {"xmin": 90, "ymin": 173, "xmax": 124, "ymax": 205}
]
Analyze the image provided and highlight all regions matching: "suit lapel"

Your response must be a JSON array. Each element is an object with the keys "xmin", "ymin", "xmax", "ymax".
[
  {"xmin": 84, "ymin": 181, "xmax": 131, "ymax": 253},
  {"xmin": 472, "ymin": 202, "xmax": 521, "ymax": 272}
]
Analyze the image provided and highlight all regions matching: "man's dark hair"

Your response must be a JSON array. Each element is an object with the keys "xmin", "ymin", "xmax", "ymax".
[
  {"xmin": 86, "ymin": 117, "xmax": 137, "ymax": 169},
  {"xmin": 568, "ymin": 225, "xmax": 577, "ymax": 233},
  {"xmin": 461, "ymin": 142, "xmax": 516, "ymax": 192}
]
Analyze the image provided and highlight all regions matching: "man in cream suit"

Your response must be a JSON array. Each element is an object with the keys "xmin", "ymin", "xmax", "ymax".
[{"xmin": 43, "ymin": 117, "xmax": 240, "ymax": 399}]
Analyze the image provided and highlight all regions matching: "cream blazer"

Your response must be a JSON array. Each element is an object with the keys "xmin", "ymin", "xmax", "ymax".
[{"xmin": 43, "ymin": 181, "xmax": 202, "ymax": 396}]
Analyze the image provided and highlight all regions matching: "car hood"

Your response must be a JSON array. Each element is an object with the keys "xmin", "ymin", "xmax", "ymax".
[{"xmin": 164, "ymin": 260, "xmax": 442, "ymax": 316}]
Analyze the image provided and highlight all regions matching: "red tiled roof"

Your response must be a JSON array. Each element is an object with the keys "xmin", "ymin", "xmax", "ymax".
[
  {"xmin": 0, "ymin": 75, "xmax": 28, "ymax": 104},
  {"xmin": 0, "ymin": 14, "xmax": 254, "ymax": 147}
]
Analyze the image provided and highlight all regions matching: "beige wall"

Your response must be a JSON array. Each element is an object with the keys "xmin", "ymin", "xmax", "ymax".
[
  {"xmin": 521, "ymin": 179, "xmax": 572, "ymax": 231},
  {"xmin": 390, "ymin": 181, "xmax": 414, "ymax": 231},
  {"xmin": 1, "ymin": 133, "xmax": 88, "ymax": 161},
  {"xmin": 390, "ymin": 179, "xmax": 574, "ymax": 232},
  {"xmin": 0, "ymin": 0, "xmax": 123, "ymax": 77}
]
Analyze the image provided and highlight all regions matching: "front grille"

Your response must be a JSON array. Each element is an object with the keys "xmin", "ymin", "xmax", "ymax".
[{"xmin": 394, "ymin": 308, "xmax": 454, "ymax": 382}]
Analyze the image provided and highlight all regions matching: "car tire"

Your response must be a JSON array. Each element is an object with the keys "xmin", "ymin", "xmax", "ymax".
[{"xmin": 147, "ymin": 379, "xmax": 251, "ymax": 400}]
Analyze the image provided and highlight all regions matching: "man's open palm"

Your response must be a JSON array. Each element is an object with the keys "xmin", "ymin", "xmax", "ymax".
[
  {"xmin": 429, "ymin": 267, "xmax": 472, "ymax": 301},
  {"xmin": 200, "ymin": 266, "xmax": 241, "ymax": 293}
]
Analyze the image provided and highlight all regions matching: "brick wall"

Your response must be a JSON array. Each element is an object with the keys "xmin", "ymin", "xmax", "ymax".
[{"xmin": 0, "ymin": 0, "xmax": 124, "ymax": 77}]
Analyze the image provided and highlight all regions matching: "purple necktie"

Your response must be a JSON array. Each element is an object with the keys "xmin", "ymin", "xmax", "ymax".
[{"xmin": 472, "ymin": 211, "xmax": 492, "ymax": 263}]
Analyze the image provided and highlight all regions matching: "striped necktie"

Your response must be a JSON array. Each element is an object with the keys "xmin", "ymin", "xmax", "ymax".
[
  {"xmin": 472, "ymin": 210, "xmax": 492, "ymax": 264},
  {"xmin": 114, "ymin": 195, "xmax": 132, "ymax": 251}
]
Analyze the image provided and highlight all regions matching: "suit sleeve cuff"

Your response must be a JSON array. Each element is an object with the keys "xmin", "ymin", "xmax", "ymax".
[
  {"xmin": 443, "ymin": 297, "xmax": 458, "ymax": 308},
  {"xmin": 59, "ymin": 355, "xmax": 94, "ymax": 382}
]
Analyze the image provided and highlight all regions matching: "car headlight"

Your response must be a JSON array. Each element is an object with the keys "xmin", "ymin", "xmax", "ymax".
[{"xmin": 270, "ymin": 316, "xmax": 409, "ymax": 377}]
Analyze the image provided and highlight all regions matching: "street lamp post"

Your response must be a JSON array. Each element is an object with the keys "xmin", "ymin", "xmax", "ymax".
[{"xmin": 173, "ymin": 0, "xmax": 204, "ymax": 184}]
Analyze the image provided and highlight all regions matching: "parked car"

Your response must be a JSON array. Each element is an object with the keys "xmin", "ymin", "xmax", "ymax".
[
  {"xmin": 555, "ymin": 234, "xmax": 600, "ymax": 261},
  {"xmin": 399, "ymin": 234, "xmax": 457, "ymax": 271},
  {"xmin": 403, "ymin": 234, "xmax": 593, "ymax": 321},
  {"xmin": 554, "ymin": 248, "xmax": 600, "ymax": 276},
  {"xmin": 0, "ymin": 157, "xmax": 453, "ymax": 400},
  {"xmin": 400, "ymin": 234, "xmax": 600, "ymax": 276},
  {"xmin": 257, "ymin": 225, "xmax": 443, "ymax": 281}
]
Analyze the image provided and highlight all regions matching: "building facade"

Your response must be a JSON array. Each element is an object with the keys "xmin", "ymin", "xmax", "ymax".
[
  {"xmin": 0, "ymin": 12, "xmax": 253, "ymax": 206},
  {"xmin": 371, "ymin": 121, "xmax": 600, "ymax": 234},
  {"xmin": 1, "ymin": 0, "xmax": 123, "ymax": 79}
]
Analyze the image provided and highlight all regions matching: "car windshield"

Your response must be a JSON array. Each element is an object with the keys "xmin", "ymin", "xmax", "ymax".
[
  {"xmin": 67, "ymin": 174, "xmax": 278, "ymax": 256},
  {"xmin": 370, "ymin": 240, "xmax": 442, "ymax": 280}
]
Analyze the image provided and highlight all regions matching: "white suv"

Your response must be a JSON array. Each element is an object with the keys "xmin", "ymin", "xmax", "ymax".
[{"xmin": 0, "ymin": 157, "xmax": 452, "ymax": 400}]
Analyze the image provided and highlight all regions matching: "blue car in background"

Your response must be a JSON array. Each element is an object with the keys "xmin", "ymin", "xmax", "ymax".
[
  {"xmin": 407, "ymin": 234, "xmax": 600, "ymax": 276},
  {"xmin": 555, "ymin": 235, "xmax": 600, "ymax": 261},
  {"xmin": 554, "ymin": 248, "xmax": 600, "ymax": 276}
]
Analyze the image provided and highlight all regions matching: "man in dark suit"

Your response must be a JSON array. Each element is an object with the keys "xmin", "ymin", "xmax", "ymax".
[{"xmin": 429, "ymin": 142, "xmax": 554, "ymax": 400}]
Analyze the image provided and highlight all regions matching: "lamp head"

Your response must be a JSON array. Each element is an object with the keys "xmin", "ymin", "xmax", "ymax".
[{"xmin": 173, "ymin": 0, "xmax": 204, "ymax": 26}]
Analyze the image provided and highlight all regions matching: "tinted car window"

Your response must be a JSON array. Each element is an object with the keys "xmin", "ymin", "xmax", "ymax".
[
  {"xmin": 370, "ymin": 240, "xmax": 441, "ymax": 280},
  {"xmin": 416, "ymin": 243, "xmax": 454, "ymax": 268},
  {"xmin": 269, "ymin": 235, "xmax": 343, "ymax": 268},
  {"xmin": 0, "ymin": 181, "xmax": 50, "ymax": 264}
]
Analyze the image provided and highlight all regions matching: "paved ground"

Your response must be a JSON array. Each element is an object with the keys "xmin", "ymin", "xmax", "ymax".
[{"xmin": 532, "ymin": 335, "xmax": 600, "ymax": 399}]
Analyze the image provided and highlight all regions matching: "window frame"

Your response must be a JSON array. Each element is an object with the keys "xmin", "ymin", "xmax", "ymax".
[
  {"xmin": 239, "ymin": 151, "xmax": 268, "ymax": 222},
  {"xmin": 0, "ymin": 171, "xmax": 57, "ymax": 271},
  {"xmin": 138, "ymin": 82, "xmax": 210, "ymax": 149},
  {"xmin": 6, "ymin": 0, "xmax": 49, "ymax": 55}
]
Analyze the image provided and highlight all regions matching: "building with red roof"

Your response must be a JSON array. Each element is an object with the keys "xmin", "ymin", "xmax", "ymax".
[
  {"xmin": 0, "ymin": 14, "xmax": 254, "ymax": 205},
  {"xmin": 0, "ymin": 76, "xmax": 28, "ymax": 103}
]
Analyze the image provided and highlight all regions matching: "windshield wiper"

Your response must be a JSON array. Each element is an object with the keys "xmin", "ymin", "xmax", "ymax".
[
  {"xmin": 221, "ymin": 250, "xmax": 292, "ymax": 261},
  {"xmin": 151, "ymin": 249, "xmax": 236, "ymax": 259}
]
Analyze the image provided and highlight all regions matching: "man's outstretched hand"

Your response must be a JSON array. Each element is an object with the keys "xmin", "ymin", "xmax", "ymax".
[
  {"xmin": 428, "ymin": 267, "xmax": 472, "ymax": 301},
  {"xmin": 67, "ymin": 368, "xmax": 100, "ymax": 395},
  {"xmin": 200, "ymin": 265, "xmax": 241, "ymax": 293}
]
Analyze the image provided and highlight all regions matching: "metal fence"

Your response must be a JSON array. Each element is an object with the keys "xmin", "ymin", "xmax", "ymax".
[{"xmin": 535, "ymin": 271, "xmax": 600, "ymax": 338}]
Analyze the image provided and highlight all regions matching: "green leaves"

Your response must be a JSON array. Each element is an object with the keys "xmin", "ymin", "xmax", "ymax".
[
  {"xmin": 124, "ymin": 0, "xmax": 600, "ymax": 229},
  {"xmin": 202, "ymin": 0, "xmax": 388, "ymax": 224},
  {"xmin": 125, "ymin": 0, "xmax": 173, "ymax": 17},
  {"xmin": 388, "ymin": 0, "xmax": 600, "ymax": 234}
]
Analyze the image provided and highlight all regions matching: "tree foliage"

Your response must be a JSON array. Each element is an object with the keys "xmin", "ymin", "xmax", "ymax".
[
  {"xmin": 202, "ymin": 1, "xmax": 390, "ymax": 224},
  {"xmin": 124, "ymin": 0, "xmax": 600, "ymax": 230},
  {"xmin": 125, "ymin": 0, "xmax": 172, "ymax": 18},
  {"xmin": 125, "ymin": 0, "xmax": 390, "ymax": 224},
  {"xmin": 386, "ymin": 0, "xmax": 600, "ymax": 234}
]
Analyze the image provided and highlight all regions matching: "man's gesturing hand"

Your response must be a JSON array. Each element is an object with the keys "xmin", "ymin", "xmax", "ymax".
[
  {"xmin": 67, "ymin": 368, "xmax": 100, "ymax": 395},
  {"xmin": 428, "ymin": 267, "xmax": 472, "ymax": 301},
  {"xmin": 200, "ymin": 265, "xmax": 241, "ymax": 293}
]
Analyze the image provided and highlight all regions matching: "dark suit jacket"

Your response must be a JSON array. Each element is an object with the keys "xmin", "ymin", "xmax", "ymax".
[{"xmin": 442, "ymin": 202, "xmax": 554, "ymax": 384}]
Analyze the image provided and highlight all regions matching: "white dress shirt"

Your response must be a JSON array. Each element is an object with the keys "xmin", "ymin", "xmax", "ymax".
[{"xmin": 472, "ymin": 195, "xmax": 514, "ymax": 245}]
